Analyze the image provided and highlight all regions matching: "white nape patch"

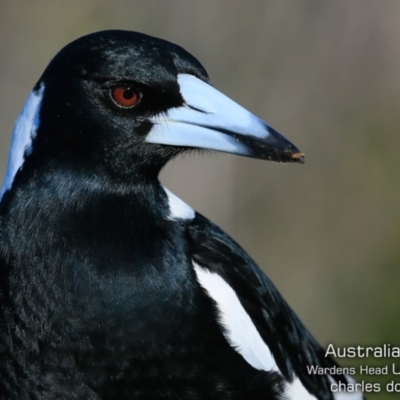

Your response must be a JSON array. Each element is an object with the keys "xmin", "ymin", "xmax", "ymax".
[
  {"xmin": 163, "ymin": 187, "xmax": 195, "ymax": 220},
  {"xmin": 1, "ymin": 85, "xmax": 45, "ymax": 199},
  {"xmin": 146, "ymin": 74, "xmax": 270, "ymax": 154},
  {"xmin": 193, "ymin": 263, "xmax": 318, "ymax": 400}
]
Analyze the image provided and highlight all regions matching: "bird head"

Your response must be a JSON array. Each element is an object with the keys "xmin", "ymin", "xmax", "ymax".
[{"xmin": 2, "ymin": 30, "xmax": 304, "ymax": 197}]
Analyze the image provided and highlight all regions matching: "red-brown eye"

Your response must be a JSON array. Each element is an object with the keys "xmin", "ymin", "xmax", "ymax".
[{"xmin": 110, "ymin": 86, "xmax": 140, "ymax": 108}]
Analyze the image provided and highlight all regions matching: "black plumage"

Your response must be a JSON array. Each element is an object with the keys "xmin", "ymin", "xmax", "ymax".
[{"xmin": 0, "ymin": 30, "xmax": 361, "ymax": 399}]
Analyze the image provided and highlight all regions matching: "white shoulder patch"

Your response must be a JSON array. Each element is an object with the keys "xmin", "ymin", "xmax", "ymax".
[
  {"xmin": 193, "ymin": 262, "xmax": 318, "ymax": 400},
  {"xmin": 163, "ymin": 187, "xmax": 195, "ymax": 220},
  {"xmin": 193, "ymin": 262, "xmax": 278, "ymax": 371},
  {"xmin": 1, "ymin": 84, "xmax": 45, "ymax": 199}
]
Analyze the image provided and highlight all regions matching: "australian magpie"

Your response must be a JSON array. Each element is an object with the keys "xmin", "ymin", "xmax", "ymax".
[{"xmin": 0, "ymin": 30, "xmax": 363, "ymax": 399}]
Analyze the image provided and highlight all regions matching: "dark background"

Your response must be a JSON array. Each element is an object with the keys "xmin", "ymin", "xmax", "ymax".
[{"xmin": 1, "ymin": 2, "xmax": 399, "ymax": 398}]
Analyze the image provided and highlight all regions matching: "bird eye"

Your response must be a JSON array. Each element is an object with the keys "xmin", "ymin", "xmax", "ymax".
[{"xmin": 110, "ymin": 86, "xmax": 140, "ymax": 108}]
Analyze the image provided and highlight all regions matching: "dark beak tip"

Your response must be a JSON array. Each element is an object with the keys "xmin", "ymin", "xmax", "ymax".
[{"xmin": 290, "ymin": 152, "xmax": 305, "ymax": 164}]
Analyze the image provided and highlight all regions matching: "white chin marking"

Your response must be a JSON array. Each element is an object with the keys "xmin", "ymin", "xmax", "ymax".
[
  {"xmin": 193, "ymin": 263, "xmax": 318, "ymax": 399},
  {"xmin": 163, "ymin": 187, "xmax": 195, "ymax": 220},
  {"xmin": 1, "ymin": 84, "xmax": 45, "ymax": 199}
]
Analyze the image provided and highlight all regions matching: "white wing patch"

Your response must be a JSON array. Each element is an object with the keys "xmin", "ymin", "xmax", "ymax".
[
  {"xmin": 193, "ymin": 262, "xmax": 277, "ymax": 371},
  {"xmin": 163, "ymin": 187, "xmax": 195, "ymax": 220},
  {"xmin": 193, "ymin": 263, "xmax": 361, "ymax": 399},
  {"xmin": 193, "ymin": 262, "xmax": 318, "ymax": 400},
  {"xmin": 1, "ymin": 84, "xmax": 45, "ymax": 200}
]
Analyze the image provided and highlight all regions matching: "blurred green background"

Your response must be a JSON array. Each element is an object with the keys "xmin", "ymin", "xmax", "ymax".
[{"xmin": 1, "ymin": 1, "xmax": 399, "ymax": 398}]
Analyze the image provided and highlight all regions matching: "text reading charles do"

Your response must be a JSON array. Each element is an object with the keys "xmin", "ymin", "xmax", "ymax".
[{"xmin": 307, "ymin": 344, "xmax": 400, "ymax": 394}]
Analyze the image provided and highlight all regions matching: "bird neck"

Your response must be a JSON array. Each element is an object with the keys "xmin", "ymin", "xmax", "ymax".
[
  {"xmin": 0, "ymin": 167, "xmax": 195, "ymax": 386},
  {"xmin": 0, "ymin": 167, "xmax": 172, "ymax": 277}
]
